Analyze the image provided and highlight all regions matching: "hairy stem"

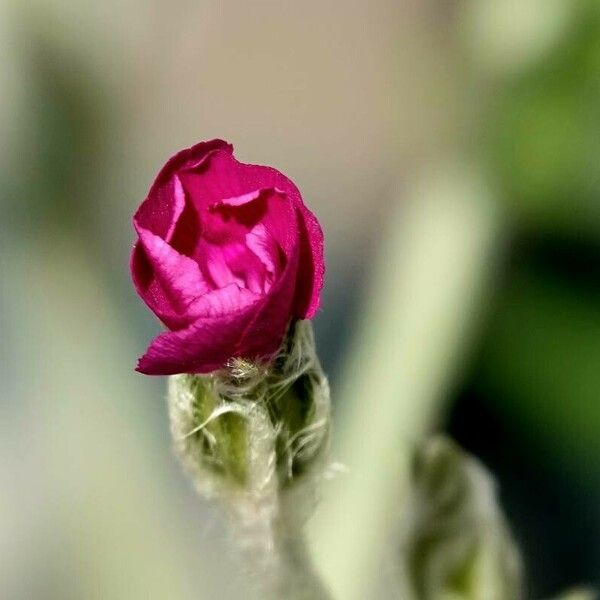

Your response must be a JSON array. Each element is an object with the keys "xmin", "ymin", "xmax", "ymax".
[
  {"xmin": 227, "ymin": 466, "xmax": 331, "ymax": 600},
  {"xmin": 224, "ymin": 401, "xmax": 329, "ymax": 600}
]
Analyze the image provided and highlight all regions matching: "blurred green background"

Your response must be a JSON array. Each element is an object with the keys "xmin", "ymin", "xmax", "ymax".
[{"xmin": 1, "ymin": 0, "xmax": 599, "ymax": 598}]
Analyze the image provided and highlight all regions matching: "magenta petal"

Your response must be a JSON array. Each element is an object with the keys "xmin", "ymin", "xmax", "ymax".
[
  {"xmin": 135, "ymin": 224, "xmax": 210, "ymax": 313},
  {"xmin": 214, "ymin": 188, "xmax": 266, "ymax": 208},
  {"xmin": 202, "ymin": 241, "xmax": 246, "ymax": 289},
  {"xmin": 236, "ymin": 247, "xmax": 299, "ymax": 361},
  {"xmin": 294, "ymin": 202, "xmax": 324, "ymax": 319},
  {"xmin": 178, "ymin": 149, "xmax": 244, "ymax": 212},
  {"xmin": 135, "ymin": 140, "xmax": 231, "ymax": 238},
  {"xmin": 246, "ymin": 223, "xmax": 281, "ymax": 277},
  {"xmin": 133, "ymin": 175, "xmax": 184, "ymax": 240},
  {"xmin": 136, "ymin": 308, "xmax": 256, "ymax": 375},
  {"xmin": 235, "ymin": 210, "xmax": 302, "ymax": 361},
  {"xmin": 130, "ymin": 244, "xmax": 189, "ymax": 329},
  {"xmin": 209, "ymin": 188, "xmax": 295, "ymax": 257},
  {"xmin": 230, "ymin": 162, "xmax": 324, "ymax": 319},
  {"xmin": 188, "ymin": 283, "xmax": 261, "ymax": 318},
  {"xmin": 199, "ymin": 240, "xmax": 266, "ymax": 293}
]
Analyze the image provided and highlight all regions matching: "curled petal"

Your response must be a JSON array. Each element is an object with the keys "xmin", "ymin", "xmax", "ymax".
[
  {"xmin": 134, "ymin": 224, "xmax": 211, "ymax": 313},
  {"xmin": 293, "ymin": 201, "xmax": 324, "ymax": 319},
  {"xmin": 136, "ymin": 305, "xmax": 257, "ymax": 375},
  {"xmin": 214, "ymin": 188, "xmax": 267, "ymax": 208},
  {"xmin": 226, "ymin": 162, "xmax": 324, "ymax": 319},
  {"xmin": 178, "ymin": 148, "xmax": 244, "ymax": 212},
  {"xmin": 188, "ymin": 283, "xmax": 261, "ymax": 318},
  {"xmin": 235, "ymin": 207, "xmax": 302, "ymax": 360},
  {"xmin": 130, "ymin": 245, "xmax": 189, "ymax": 329},
  {"xmin": 134, "ymin": 140, "xmax": 231, "ymax": 237},
  {"xmin": 245, "ymin": 223, "xmax": 281, "ymax": 278}
]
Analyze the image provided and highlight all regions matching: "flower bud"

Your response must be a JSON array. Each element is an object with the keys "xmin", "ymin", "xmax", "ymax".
[
  {"xmin": 131, "ymin": 139, "xmax": 324, "ymax": 376},
  {"xmin": 397, "ymin": 436, "xmax": 524, "ymax": 600},
  {"xmin": 168, "ymin": 319, "xmax": 330, "ymax": 501}
]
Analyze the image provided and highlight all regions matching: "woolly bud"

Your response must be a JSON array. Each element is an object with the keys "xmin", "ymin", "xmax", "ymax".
[
  {"xmin": 397, "ymin": 436, "xmax": 524, "ymax": 600},
  {"xmin": 168, "ymin": 319, "xmax": 329, "ymax": 495},
  {"xmin": 168, "ymin": 320, "xmax": 331, "ymax": 599}
]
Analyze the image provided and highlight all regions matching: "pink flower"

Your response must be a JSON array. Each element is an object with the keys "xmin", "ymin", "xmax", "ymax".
[{"xmin": 131, "ymin": 140, "xmax": 324, "ymax": 375}]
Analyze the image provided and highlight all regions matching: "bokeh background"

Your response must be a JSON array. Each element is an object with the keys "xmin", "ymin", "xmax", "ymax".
[{"xmin": 1, "ymin": 0, "xmax": 599, "ymax": 598}]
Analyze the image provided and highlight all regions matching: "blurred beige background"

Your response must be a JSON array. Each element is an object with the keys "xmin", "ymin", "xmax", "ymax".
[{"xmin": 2, "ymin": 1, "xmax": 599, "ymax": 598}]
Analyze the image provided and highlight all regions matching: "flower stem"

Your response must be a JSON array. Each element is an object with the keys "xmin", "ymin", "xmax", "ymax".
[
  {"xmin": 222, "ymin": 399, "xmax": 331, "ymax": 600},
  {"xmin": 227, "ymin": 481, "xmax": 332, "ymax": 600}
]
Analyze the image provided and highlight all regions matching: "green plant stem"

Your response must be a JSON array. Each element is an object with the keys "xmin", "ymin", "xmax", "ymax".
[
  {"xmin": 309, "ymin": 164, "xmax": 503, "ymax": 600},
  {"xmin": 220, "ymin": 401, "xmax": 331, "ymax": 600},
  {"xmin": 228, "ymin": 485, "xmax": 332, "ymax": 600}
]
